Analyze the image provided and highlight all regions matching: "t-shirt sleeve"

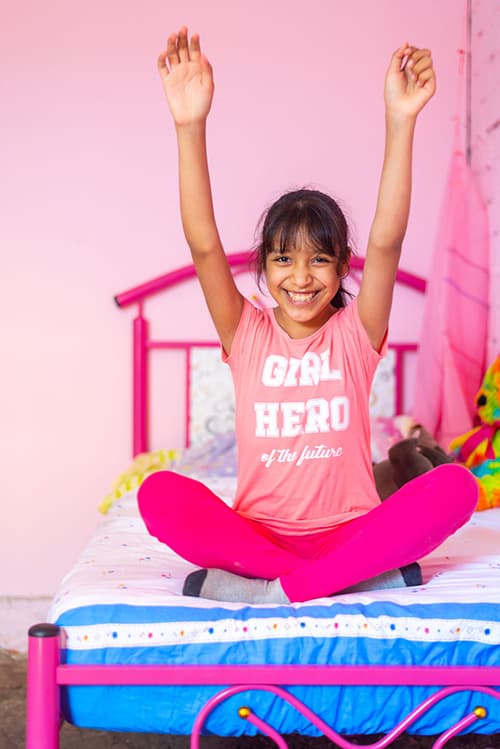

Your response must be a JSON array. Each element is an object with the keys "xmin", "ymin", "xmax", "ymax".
[{"xmin": 221, "ymin": 298, "xmax": 263, "ymax": 375}]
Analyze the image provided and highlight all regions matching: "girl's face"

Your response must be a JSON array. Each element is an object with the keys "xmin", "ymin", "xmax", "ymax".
[{"xmin": 264, "ymin": 232, "xmax": 346, "ymax": 339}]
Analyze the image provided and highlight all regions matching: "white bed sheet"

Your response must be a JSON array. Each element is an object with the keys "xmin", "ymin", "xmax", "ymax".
[{"xmin": 49, "ymin": 477, "xmax": 500, "ymax": 629}]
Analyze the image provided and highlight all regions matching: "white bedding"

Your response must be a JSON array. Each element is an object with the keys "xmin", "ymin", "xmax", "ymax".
[
  {"xmin": 48, "ymin": 476, "xmax": 500, "ymax": 737},
  {"xmin": 50, "ymin": 478, "xmax": 500, "ymax": 632}
]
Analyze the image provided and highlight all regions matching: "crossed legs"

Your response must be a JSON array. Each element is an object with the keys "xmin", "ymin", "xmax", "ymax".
[{"xmin": 138, "ymin": 464, "xmax": 478, "ymax": 603}]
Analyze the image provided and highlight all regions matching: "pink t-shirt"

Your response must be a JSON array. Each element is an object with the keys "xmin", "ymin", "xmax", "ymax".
[{"xmin": 223, "ymin": 298, "xmax": 386, "ymax": 535}]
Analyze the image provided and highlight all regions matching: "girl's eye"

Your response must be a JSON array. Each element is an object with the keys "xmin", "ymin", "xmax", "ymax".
[
  {"xmin": 273, "ymin": 255, "xmax": 291, "ymax": 264},
  {"xmin": 312, "ymin": 255, "xmax": 331, "ymax": 264}
]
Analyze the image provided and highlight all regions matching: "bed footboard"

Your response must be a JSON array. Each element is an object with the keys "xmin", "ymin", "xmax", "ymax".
[
  {"xmin": 25, "ymin": 623, "xmax": 500, "ymax": 749},
  {"xmin": 191, "ymin": 684, "xmax": 496, "ymax": 749}
]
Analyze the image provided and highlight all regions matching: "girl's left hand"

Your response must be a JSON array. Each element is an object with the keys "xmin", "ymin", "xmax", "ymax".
[{"xmin": 384, "ymin": 44, "xmax": 436, "ymax": 118}]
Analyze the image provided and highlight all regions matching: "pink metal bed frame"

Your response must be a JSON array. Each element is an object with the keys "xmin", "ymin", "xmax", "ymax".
[{"xmin": 26, "ymin": 253, "xmax": 500, "ymax": 749}]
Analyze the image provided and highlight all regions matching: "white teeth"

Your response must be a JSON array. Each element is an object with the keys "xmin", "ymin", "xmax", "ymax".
[{"xmin": 287, "ymin": 291, "xmax": 317, "ymax": 303}]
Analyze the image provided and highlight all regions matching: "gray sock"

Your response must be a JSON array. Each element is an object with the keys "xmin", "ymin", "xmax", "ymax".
[
  {"xmin": 339, "ymin": 562, "xmax": 422, "ymax": 594},
  {"xmin": 183, "ymin": 568, "xmax": 290, "ymax": 604},
  {"xmin": 183, "ymin": 562, "xmax": 422, "ymax": 603}
]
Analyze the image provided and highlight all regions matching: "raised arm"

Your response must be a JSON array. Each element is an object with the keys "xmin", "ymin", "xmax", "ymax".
[
  {"xmin": 159, "ymin": 27, "xmax": 244, "ymax": 354},
  {"xmin": 358, "ymin": 44, "xmax": 436, "ymax": 351}
]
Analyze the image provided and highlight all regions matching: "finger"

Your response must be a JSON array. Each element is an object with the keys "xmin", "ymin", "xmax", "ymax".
[
  {"xmin": 409, "ymin": 48, "xmax": 432, "ymax": 65},
  {"xmin": 403, "ymin": 48, "xmax": 426, "ymax": 83},
  {"xmin": 393, "ymin": 43, "xmax": 414, "ymax": 72},
  {"xmin": 190, "ymin": 32, "xmax": 202, "ymax": 61},
  {"xmin": 157, "ymin": 50, "xmax": 169, "ymax": 75},
  {"xmin": 177, "ymin": 26, "xmax": 189, "ymax": 62},
  {"xmin": 200, "ymin": 53, "xmax": 212, "ymax": 76},
  {"xmin": 411, "ymin": 52, "xmax": 433, "ymax": 77},
  {"xmin": 415, "ymin": 68, "xmax": 436, "ymax": 91},
  {"xmin": 166, "ymin": 32, "xmax": 179, "ymax": 67}
]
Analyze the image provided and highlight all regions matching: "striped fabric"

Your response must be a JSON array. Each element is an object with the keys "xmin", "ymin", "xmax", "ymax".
[{"xmin": 413, "ymin": 149, "xmax": 490, "ymax": 446}]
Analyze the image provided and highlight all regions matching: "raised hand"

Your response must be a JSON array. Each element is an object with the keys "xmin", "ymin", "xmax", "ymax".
[
  {"xmin": 158, "ymin": 27, "xmax": 214, "ymax": 127},
  {"xmin": 384, "ymin": 44, "xmax": 436, "ymax": 118}
]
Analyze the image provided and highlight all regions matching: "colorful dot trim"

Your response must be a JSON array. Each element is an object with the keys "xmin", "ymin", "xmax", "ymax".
[{"xmin": 61, "ymin": 614, "xmax": 500, "ymax": 651}]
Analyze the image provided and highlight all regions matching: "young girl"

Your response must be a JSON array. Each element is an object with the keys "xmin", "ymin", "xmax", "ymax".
[{"xmin": 138, "ymin": 28, "xmax": 478, "ymax": 604}]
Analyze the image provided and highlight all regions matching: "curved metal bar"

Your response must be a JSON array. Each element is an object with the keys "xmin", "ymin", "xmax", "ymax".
[
  {"xmin": 432, "ymin": 709, "xmax": 487, "ymax": 749},
  {"xmin": 190, "ymin": 687, "xmax": 241, "ymax": 749},
  {"xmin": 244, "ymin": 704, "xmax": 487, "ymax": 749},
  {"xmin": 190, "ymin": 683, "xmax": 498, "ymax": 749},
  {"xmin": 114, "ymin": 252, "xmax": 253, "ymax": 308},
  {"xmin": 244, "ymin": 709, "xmax": 290, "ymax": 749}
]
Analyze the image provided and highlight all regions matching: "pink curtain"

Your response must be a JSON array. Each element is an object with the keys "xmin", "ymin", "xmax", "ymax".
[{"xmin": 413, "ymin": 148, "xmax": 490, "ymax": 446}]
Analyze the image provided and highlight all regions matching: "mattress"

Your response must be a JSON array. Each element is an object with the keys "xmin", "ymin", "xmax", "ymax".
[{"xmin": 49, "ymin": 475, "xmax": 500, "ymax": 737}]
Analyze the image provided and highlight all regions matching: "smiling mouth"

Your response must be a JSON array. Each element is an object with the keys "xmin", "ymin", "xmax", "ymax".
[{"xmin": 285, "ymin": 290, "xmax": 319, "ymax": 304}]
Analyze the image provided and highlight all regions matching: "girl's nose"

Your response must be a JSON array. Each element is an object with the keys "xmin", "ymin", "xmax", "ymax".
[{"xmin": 291, "ymin": 264, "xmax": 312, "ymax": 286}]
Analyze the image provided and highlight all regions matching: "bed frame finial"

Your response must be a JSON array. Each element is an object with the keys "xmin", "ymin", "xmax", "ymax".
[{"xmin": 26, "ymin": 623, "xmax": 61, "ymax": 749}]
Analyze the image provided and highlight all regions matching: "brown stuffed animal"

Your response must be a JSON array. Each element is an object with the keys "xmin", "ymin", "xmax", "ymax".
[{"xmin": 373, "ymin": 425, "xmax": 453, "ymax": 500}]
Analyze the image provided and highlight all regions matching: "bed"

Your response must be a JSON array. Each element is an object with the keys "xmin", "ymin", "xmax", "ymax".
[{"xmin": 26, "ymin": 252, "xmax": 500, "ymax": 749}]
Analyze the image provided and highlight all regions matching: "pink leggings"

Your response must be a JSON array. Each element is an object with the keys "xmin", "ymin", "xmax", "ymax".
[{"xmin": 137, "ymin": 464, "xmax": 478, "ymax": 603}]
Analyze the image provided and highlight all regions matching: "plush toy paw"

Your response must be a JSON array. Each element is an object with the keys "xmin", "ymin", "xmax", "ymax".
[
  {"xmin": 388, "ymin": 438, "xmax": 434, "ymax": 488},
  {"xmin": 373, "ymin": 426, "xmax": 453, "ymax": 501},
  {"xmin": 409, "ymin": 424, "xmax": 453, "ymax": 466}
]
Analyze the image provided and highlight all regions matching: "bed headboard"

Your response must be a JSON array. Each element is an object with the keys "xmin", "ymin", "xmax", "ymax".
[{"xmin": 115, "ymin": 252, "xmax": 426, "ymax": 457}]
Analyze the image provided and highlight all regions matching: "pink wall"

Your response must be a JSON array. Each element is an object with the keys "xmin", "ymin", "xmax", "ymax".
[{"xmin": 1, "ymin": 0, "xmax": 467, "ymax": 596}]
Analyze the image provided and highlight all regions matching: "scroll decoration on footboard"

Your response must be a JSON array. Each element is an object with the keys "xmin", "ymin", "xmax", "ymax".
[{"xmin": 191, "ymin": 684, "xmax": 499, "ymax": 749}]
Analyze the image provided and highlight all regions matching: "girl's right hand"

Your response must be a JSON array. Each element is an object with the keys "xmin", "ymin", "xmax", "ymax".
[{"xmin": 158, "ymin": 27, "xmax": 214, "ymax": 127}]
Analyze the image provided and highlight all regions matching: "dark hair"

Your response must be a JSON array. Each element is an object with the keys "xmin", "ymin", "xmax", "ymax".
[{"xmin": 253, "ymin": 188, "xmax": 353, "ymax": 308}]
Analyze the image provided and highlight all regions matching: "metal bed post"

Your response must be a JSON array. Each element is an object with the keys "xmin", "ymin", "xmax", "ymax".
[
  {"xmin": 26, "ymin": 623, "xmax": 61, "ymax": 749},
  {"xmin": 133, "ymin": 303, "xmax": 149, "ymax": 456}
]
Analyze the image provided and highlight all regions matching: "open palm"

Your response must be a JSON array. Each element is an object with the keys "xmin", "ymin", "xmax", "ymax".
[{"xmin": 159, "ymin": 28, "xmax": 214, "ymax": 126}]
